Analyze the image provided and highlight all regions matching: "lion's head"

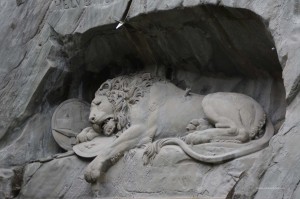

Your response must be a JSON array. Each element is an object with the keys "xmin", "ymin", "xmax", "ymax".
[
  {"xmin": 89, "ymin": 73, "xmax": 161, "ymax": 135},
  {"xmin": 89, "ymin": 95, "xmax": 115, "ymax": 136}
]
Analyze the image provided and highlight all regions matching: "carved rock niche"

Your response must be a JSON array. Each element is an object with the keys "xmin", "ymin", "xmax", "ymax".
[
  {"xmin": 63, "ymin": 6, "xmax": 285, "ymax": 125},
  {"xmin": 19, "ymin": 5, "xmax": 286, "ymax": 199}
]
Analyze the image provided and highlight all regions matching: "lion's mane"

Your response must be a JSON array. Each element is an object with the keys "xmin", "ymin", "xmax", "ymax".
[{"xmin": 96, "ymin": 73, "xmax": 162, "ymax": 133}]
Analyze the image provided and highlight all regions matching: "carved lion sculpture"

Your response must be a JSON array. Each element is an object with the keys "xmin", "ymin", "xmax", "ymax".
[{"xmin": 76, "ymin": 73, "xmax": 274, "ymax": 183}]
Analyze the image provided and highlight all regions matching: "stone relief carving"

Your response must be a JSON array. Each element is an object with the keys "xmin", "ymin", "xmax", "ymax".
[
  {"xmin": 71, "ymin": 73, "xmax": 274, "ymax": 183},
  {"xmin": 51, "ymin": 99, "xmax": 90, "ymax": 151}
]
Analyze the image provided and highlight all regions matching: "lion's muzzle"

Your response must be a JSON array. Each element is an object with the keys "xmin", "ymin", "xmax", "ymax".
[{"xmin": 89, "ymin": 111, "xmax": 114, "ymax": 134}]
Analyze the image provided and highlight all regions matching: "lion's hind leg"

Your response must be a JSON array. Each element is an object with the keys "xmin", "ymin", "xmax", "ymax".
[
  {"xmin": 184, "ymin": 116, "xmax": 249, "ymax": 145},
  {"xmin": 183, "ymin": 96, "xmax": 252, "ymax": 145},
  {"xmin": 184, "ymin": 127, "xmax": 247, "ymax": 145}
]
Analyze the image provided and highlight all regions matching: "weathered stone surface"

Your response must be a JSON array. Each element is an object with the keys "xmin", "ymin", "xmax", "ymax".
[
  {"xmin": 0, "ymin": 0, "xmax": 299, "ymax": 198},
  {"xmin": 19, "ymin": 156, "xmax": 93, "ymax": 199},
  {"xmin": 0, "ymin": 167, "xmax": 23, "ymax": 198},
  {"xmin": 0, "ymin": 113, "xmax": 61, "ymax": 168},
  {"xmin": 20, "ymin": 146, "xmax": 261, "ymax": 198},
  {"xmin": 93, "ymin": 146, "xmax": 261, "ymax": 198},
  {"xmin": 0, "ymin": 168, "xmax": 15, "ymax": 198}
]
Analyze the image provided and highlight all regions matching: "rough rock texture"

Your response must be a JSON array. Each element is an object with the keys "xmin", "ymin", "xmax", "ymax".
[
  {"xmin": 18, "ymin": 156, "xmax": 93, "ymax": 199},
  {"xmin": 19, "ymin": 146, "xmax": 260, "ymax": 199},
  {"xmin": 92, "ymin": 146, "xmax": 260, "ymax": 198},
  {"xmin": 0, "ymin": 0, "xmax": 299, "ymax": 198},
  {"xmin": 0, "ymin": 166, "xmax": 24, "ymax": 198}
]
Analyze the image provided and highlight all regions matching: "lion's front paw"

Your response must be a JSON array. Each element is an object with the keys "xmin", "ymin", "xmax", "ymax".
[
  {"xmin": 186, "ymin": 118, "xmax": 213, "ymax": 133},
  {"xmin": 84, "ymin": 164, "xmax": 101, "ymax": 183},
  {"xmin": 185, "ymin": 132, "xmax": 211, "ymax": 145},
  {"xmin": 76, "ymin": 127, "xmax": 99, "ymax": 143},
  {"xmin": 185, "ymin": 133, "xmax": 197, "ymax": 145}
]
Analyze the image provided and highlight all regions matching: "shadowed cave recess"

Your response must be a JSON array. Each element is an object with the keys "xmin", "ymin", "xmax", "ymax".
[{"xmin": 61, "ymin": 5, "xmax": 286, "ymax": 130}]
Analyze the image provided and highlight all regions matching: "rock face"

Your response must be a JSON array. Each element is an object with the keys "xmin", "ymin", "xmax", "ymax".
[
  {"xmin": 19, "ymin": 156, "xmax": 93, "ymax": 199},
  {"xmin": 19, "ymin": 146, "xmax": 261, "ymax": 198},
  {"xmin": 0, "ymin": 0, "xmax": 299, "ymax": 198}
]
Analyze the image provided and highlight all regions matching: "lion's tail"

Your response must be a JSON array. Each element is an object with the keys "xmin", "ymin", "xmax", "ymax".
[{"xmin": 143, "ymin": 118, "xmax": 274, "ymax": 164}]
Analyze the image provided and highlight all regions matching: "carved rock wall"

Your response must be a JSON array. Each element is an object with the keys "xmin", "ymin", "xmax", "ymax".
[{"xmin": 0, "ymin": 0, "xmax": 298, "ymax": 198}]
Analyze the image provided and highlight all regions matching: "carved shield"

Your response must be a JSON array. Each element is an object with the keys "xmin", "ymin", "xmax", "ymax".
[{"xmin": 51, "ymin": 99, "xmax": 90, "ymax": 151}]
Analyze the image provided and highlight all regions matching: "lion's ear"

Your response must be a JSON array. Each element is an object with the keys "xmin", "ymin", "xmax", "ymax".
[{"xmin": 99, "ymin": 81, "xmax": 111, "ymax": 91}]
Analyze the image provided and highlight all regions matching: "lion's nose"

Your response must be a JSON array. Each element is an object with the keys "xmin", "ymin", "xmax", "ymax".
[{"xmin": 89, "ymin": 116, "xmax": 96, "ymax": 123}]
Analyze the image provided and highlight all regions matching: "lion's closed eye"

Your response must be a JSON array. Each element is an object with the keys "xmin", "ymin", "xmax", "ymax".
[{"xmin": 93, "ymin": 101, "xmax": 101, "ymax": 105}]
